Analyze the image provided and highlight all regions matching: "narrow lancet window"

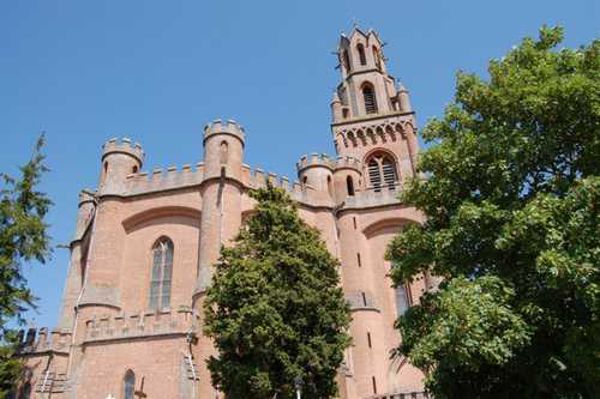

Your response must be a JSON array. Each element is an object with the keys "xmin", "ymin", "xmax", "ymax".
[
  {"xmin": 149, "ymin": 237, "xmax": 174, "ymax": 310},
  {"xmin": 124, "ymin": 370, "xmax": 135, "ymax": 399},
  {"xmin": 346, "ymin": 176, "xmax": 355, "ymax": 196}
]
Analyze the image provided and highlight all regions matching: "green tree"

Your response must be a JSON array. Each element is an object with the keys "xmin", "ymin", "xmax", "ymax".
[
  {"xmin": 0, "ymin": 136, "xmax": 52, "ymax": 396},
  {"xmin": 386, "ymin": 26, "xmax": 600, "ymax": 398},
  {"xmin": 204, "ymin": 185, "xmax": 351, "ymax": 399}
]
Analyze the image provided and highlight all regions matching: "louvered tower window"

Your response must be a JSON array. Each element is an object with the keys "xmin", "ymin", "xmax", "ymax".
[
  {"xmin": 149, "ymin": 237, "xmax": 174, "ymax": 310},
  {"xmin": 367, "ymin": 152, "xmax": 398, "ymax": 192},
  {"xmin": 362, "ymin": 84, "xmax": 378, "ymax": 114}
]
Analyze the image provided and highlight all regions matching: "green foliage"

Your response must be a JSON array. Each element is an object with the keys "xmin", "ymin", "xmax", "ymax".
[
  {"xmin": 0, "ymin": 136, "xmax": 52, "ymax": 395},
  {"xmin": 204, "ymin": 185, "xmax": 351, "ymax": 399},
  {"xmin": 387, "ymin": 26, "xmax": 600, "ymax": 398}
]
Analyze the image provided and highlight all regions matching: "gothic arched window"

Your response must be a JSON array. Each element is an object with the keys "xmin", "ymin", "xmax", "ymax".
[
  {"xmin": 149, "ymin": 237, "xmax": 174, "ymax": 310},
  {"xmin": 366, "ymin": 152, "xmax": 398, "ymax": 192},
  {"xmin": 362, "ymin": 84, "xmax": 378, "ymax": 114},
  {"xmin": 123, "ymin": 370, "xmax": 135, "ymax": 399},
  {"xmin": 357, "ymin": 43, "xmax": 367, "ymax": 65}
]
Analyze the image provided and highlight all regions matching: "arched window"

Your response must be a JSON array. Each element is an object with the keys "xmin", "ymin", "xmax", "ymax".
[
  {"xmin": 395, "ymin": 284, "xmax": 411, "ymax": 316},
  {"xmin": 373, "ymin": 46, "xmax": 382, "ymax": 70},
  {"xmin": 220, "ymin": 140, "xmax": 229, "ymax": 164},
  {"xmin": 123, "ymin": 370, "xmax": 135, "ymax": 399},
  {"xmin": 346, "ymin": 176, "xmax": 355, "ymax": 196},
  {"xmin": 366, "ymin": 152, "xmax": 398, "ymax": 192},
  {"xmin": 357, "ymin": 43, "xmax": 367, "ymax": 65},
  {"xmin": 132, "ymin": 165, "xmax": 138, "ymax": 174},
  {"xmin": 327, "ymin": 175, "xmax": 333, "ymax": 197},
  {"xmin": 342, "ymin": 50, "xmax": 351, "ymax": 73},
  {"xmin": 149, "ymin": 237, "xmax": 174, "ymax": 310},
  {"xmin": 362, "ymin": 84, "xmax": 378, "ymax": 114}
]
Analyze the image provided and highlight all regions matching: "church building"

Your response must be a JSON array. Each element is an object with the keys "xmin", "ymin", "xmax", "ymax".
[{"xmin": 18, "ymin": 27, "xmax": 432, "ymax": 399}]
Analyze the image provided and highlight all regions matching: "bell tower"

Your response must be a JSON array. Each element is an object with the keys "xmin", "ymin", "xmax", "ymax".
[{"xmin": 331, "ymin": 27, "xmax": 419, "ymax": 191}]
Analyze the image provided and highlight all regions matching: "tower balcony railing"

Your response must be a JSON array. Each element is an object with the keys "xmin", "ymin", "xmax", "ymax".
[
  {"xmin": 368, "ymin": 391, "xmax": 430, "ymax": 399},
  {"xmin": 343, "ymin": 183, "xmax": 402, "ymax": 208}
]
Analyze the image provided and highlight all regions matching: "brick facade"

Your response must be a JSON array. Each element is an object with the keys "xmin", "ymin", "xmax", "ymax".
[{"xmin": 18, "ymin": 27, "xmax": 432, "ymax": 399}]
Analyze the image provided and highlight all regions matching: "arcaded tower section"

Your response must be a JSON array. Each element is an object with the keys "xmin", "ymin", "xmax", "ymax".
[{"xmin": 18, "ymin": 27, "xmax": 430, "ymax": 399}]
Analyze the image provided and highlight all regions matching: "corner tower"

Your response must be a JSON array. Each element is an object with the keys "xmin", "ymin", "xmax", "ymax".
[{"xmin": 332, "ymin": 27, "xmax": 418, "ymax": 192}]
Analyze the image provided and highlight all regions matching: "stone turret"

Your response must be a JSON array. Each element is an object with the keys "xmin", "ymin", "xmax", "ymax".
[
  {"xmin": 296, "ymin": 153, "xmax": 335, "ymax": 197},
  {"xmin": 99, "ymin": 138, "xmax": 144, "ymax": 195},
  {"xmin": 333, "ymin": 156, "xmax": 362, "ymax": 203},
  {"xmin": 203, "ymin": 119, "xmax": 245, "ymax": 180}
]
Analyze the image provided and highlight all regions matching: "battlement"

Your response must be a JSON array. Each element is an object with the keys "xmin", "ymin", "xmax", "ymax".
[
  {"xmin": 124, "ymin": 162, "xmax": 205, "ymax": 195},
  {"xmin": 102, "ymin": 137, "xmax": 144, "ymax": 163},
  {"xmin": 241, "ymin": 164, "xmax": 304, "ymax": 198},
  {"xmin": 83, "ymin": 308, "xmax": 198, "ymax": 343},
  {"xmin": 296, "ymin": 153, "xmax": 335, "ymax": 172},
  {"xmin": 334, "ymin": 155, "xmax": 362, "ymax": 171},
  {"xmin": 204, "ymin": 119, "xmax": 245, "ymax": 144},
  {"xmin": 17, "ymin": 327, "xmax": 72, "ymax": 354}
]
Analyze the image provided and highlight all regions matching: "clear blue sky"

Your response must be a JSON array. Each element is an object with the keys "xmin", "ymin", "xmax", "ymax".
[{"xmin": 1, "ymin": 0, "xmax": 598, "ymax": 328}]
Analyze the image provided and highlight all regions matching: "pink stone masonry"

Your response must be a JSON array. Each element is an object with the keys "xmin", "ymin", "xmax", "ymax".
[{"xmin": 18, "ymin": 27, "xmax": 432, "ymax": 399}]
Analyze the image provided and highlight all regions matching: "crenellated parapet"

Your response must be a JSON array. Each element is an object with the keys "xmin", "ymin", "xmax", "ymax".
[
  {"xmin": 296, "ymin": 153, "xmax": 335, "ymax": 173},
  {"xmin": 124, "ymin": 162, "xmax": 205, "ymax": 195},
  {"xmin": 334, "ymin": 155, "xmax": 362, "ymax": 172},
  {"xmin": 18, "ymin": 327, "xmax": 72, "ymax": 355},
  {"xmin": 102, "ymin": 137, "xmax": 144, "ymax": 164},
  {"xmin": 204, "ymin": 119, "xmax": 245, "ymax": 146},
  {"xmin": 83, "ymin": 308, "xmax": 199, "ymax": 344}
]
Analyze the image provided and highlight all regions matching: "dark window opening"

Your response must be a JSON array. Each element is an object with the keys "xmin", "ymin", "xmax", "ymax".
[
  {"xmin": 342, "ymin": 108, "xmax": 350, "ymax": 119},
  {"xmin": 132, "ymin": 165, "xmax": 138, "ymax": 174},
  {"xmin": 353, "ymin": 217, "xmax": 357, "ymax": 230},
  {"xmin": 346, "ymin": 176, "xmax": 355, "ymax": 196},
  {"xmin": 367, "ymin": 332, "xmax": 372, "ymax": 348},
  {"xmin": 357, "ymin": 44, "xmax": 367, "ymax": 65},
  {"xmin": 361, "ymin": 291, "xmax": 367, "ymax": 307},
  {"xmin": 372, "ymin": 376, "xmax": 378, "ymax": 394},
  {"xmin": 357, "ymin": 253, "xmax": 362, "ymax": 267},
  {"xmin": 362, "ymin": 84, "xmax": 378, "ymax": 114}
]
